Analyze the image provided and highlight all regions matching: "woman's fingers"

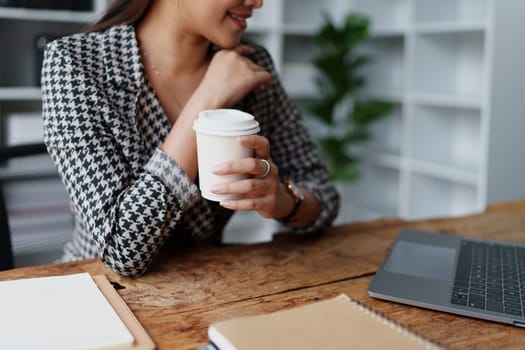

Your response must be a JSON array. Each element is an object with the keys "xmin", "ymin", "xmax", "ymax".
[
  {"xmin": 212, "ymin": 178, "xmax": 273, "ymax": 195},
  {"xmin": 242, "ymin": 57, "xmax": 272, "ymax": 92},
  {"xmin": 213, "ymin": 157, "xmax": 274, "ymax": 177},
  {"xmin": 254, "ymin": 70, "xmax": 272, "ymax": 90},
  {"xmin": 197, "ymin": 47, "xmax": 272, "ymax": 107},
  {"xmin": 219, "ymin": 197, "xmax": 274, "ymax": 214},
  {"xmin": 208, "ymin": 133, "xmax": 280, "ymax": 218},
  {"xmin": 238, "ymin": 135, "xmax": 270, "ymax": 159},
  {"xmin": 212, "ymin": 135, "xmax": 272, "ymax": 175},
  {"xmin": 234, "ymin": 44, "xmax": 256, "ymax": 56}
]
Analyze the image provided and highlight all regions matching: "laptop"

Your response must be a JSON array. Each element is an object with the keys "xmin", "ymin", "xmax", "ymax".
[{"xmin": 368, "ymin": 228, "xmax": 525, "ymax": 327}]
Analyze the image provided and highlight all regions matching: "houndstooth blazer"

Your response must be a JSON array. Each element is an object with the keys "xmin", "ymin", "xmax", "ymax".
[{"xmin": 41, "ymin": 25, "xmax": 339, "ymax": 277}]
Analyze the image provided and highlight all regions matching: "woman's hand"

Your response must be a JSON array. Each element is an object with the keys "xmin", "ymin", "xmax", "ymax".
[
  {"xmin": 192, "ymin": 45, "xmax": 272, "ymax": 109},
  {"xmin": 163, "ymin": 45, "xmax": 271, "ymax": 181},
  {"xmin": 210, "ymin": 135, "xmax": 293, "ymax": 219}
]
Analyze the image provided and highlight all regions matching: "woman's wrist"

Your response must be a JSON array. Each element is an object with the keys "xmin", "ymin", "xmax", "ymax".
[
  {"xmin": 190, "ymin": 85, "xmax": 223, "ymax": 111},
  {"xmin": 275, "ymin": 180, "xmax": 304, "ymax": 224},
  {"xmin": 275, "ymin": 181, "xmax": 295, "ymax": 219}
]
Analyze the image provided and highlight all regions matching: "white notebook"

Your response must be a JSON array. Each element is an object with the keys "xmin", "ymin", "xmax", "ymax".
[{"xmin": 0, "ymin": 273, "xmax": 135, "ymax": 350}]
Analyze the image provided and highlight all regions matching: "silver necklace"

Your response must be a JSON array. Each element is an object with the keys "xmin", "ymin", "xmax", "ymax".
[{"xmin": 140, "ymin": 49, "xmax": 161, "ymax": 76}]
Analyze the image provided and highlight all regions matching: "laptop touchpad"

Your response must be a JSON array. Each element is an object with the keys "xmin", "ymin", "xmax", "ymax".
[{"xmin": 383, "ymin": 241, "xmax": 456, "ymax": 281}]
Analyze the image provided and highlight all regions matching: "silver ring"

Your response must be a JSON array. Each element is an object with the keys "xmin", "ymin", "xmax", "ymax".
[{"xmin": 260, "ymin": 159, "xmax": 271, "ymax": 178}]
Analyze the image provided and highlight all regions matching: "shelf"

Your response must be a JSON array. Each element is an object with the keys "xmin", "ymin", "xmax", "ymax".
[
  {"xmin": 353, "ymin": 0, "xmax": 411, "ymax": 33},
  {"xmin": 335, "ymin": 0, "xmax": 525, "ymax": 223},
  {"xmin": 359, "ymin": 36, "xmax": 405, "ymax": 93},
  {"xmin": 0, "ymin": 7, "xmax": 97, "ymax": 23},
  {"xmin": 370, "ymin": 28, "xmax": 406, "ymax": 38},
  {"xmin": 414, "ymin": 0, "xmax": 488, "ymax": 25},
  {"xmin": 281, "ymin": 63, "xmax": 316, "ymax": 98},
  {"xmin": 4, "ymin": 111, "xmax": 44, "ymax": 148},
  {"xmin": 9, "ymin": 176, "xmax": 72, "ymax": 255},
  {"xmin": 410, "ymin": 159, "xmax": 478, "ymax": 186},
  {"xmin": 412, "ymin": 31, "xmax": 485, "ymax": 99},
  {"xmin": 282, "ymin": 0, "xmax": 339, "ymax": 28},
  {"xmin": 407, "ymin": 173, "xmax": 480, "ymax": 219},
  {"xmin": 0, "ymin": 87, "xmax": 41, "ymax": 100},
  {"xmin": 282, "ymin": 34, "xmax": 317, "ymax": 62},
  {"xmin": 409, "ymin": 104, "xmax": 481, "ymax": 175},
  {"xmin": 414, "ymin": 22, "xmax": 486, "ymax": 34},
  {"xmin": 4, "ymin": 176, "xmax": 70, "ymax": 218},
  {"xmin": 410, "ymin": 92, "xmax": 481, "ymax": 109},
  {"xmin": 280, "ymin": 35, "xmax": 317, "ymax": 96},
  {"xmin": 245, "ymin": 22, "xmax": 274, "ymax": 33},
  {"xmin": 282, "ymin": 24, "xmax": 317, "ymax": 36},
  {"xmin": 249, "ymin": 0, "xmax": 280, "ymax": 27},
  {"xmin": 11, "ymin": 223, "xmax": 71, "ymax": 255},
  {"xmin": 243, "ymin": 32, "xmax": 274, "ymax": 47},
  {"xmin": 347, "ymin": 162, "xmax": 400, "ymax": 218},
  {"xmin": 0, "ymin": 97, "xmax": 42, "ymax": 119},
  {"xmin": 0, "ymin": 154, "xmax": 58, "ymax": 181},
  {"xmin": 357, "ymin": 103, "xmax": 403, "ymax": 156},
  {"xmin": 363, "ymin": 89, "xmax": 404, "ymax": 103},
  {"xmin": 0, "ymin": 20, "xmax": 84, "ymax": 86},
  {"xmin": 354, "ymin": 149, "xmax": 402, "ymax": 171},
  {"xmin": 242, "ymin": 31, "xmax": 283, "ymax": 72},
  {"xmin": 0, "ymin": 3, "xmax": 104, "ymax": 266}
]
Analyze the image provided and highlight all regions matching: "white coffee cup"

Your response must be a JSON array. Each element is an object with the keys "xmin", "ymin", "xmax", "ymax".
[{"xmin": 193, "ymin": 109, "xmax": 260, "ymax": 201}]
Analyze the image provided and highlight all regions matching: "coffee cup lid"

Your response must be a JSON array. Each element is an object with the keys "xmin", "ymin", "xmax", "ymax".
[{"xmin": 193, "ymin": 109, "xmax": 260, "ymax": 136}]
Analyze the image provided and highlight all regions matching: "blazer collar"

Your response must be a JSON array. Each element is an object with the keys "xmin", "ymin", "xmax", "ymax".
[{"xmin": 101, "ymin": 25, "xmax": 144, "ymax": 94}]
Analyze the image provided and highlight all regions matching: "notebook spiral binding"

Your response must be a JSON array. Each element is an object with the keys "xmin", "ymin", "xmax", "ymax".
[{"xmin": 346, "ymin": 296, "xmax": 443, "ymax": 350}]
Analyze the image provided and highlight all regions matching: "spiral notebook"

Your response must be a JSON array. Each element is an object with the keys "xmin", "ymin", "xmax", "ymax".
[{"xmin": 203, "ymin": 294, "xmax": 440, "ymax": 350}]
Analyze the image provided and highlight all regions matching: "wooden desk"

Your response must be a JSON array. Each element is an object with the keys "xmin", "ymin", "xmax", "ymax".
[{"xmin": 2, "ymin": 200, "xmax": 525, "ymax": 349}]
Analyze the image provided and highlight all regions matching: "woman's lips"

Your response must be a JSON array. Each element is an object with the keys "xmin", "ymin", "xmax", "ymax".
[{"xmin": 228, "ymin": 12, "xmax": 250, "ymax": 30}]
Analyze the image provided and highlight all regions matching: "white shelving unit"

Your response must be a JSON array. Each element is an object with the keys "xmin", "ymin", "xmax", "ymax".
[
  {"xmin": 344, "ymin": 0, "xmax": 525, "ymax": 221},
  {"xmin": 0, "ymin": 1, "xmax": 107, "ymax": 266},
  {"xmin": 243, "ymin": 0, "xmax": 525, "ymax": 225}
]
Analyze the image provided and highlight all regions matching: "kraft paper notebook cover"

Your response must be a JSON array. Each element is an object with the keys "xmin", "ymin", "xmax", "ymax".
[
  {"xmin": 208, "ymin": 294, "xmax": 440, "ymax": 350},
  {"xmin": 0, "ymin": 272, "xmax": 154, "ymax": 350}
]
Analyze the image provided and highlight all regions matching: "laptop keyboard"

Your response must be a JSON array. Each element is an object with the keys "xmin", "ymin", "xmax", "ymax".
[{"xmin": 451, "ymin": 239, "xmax": 525, "ymax": 317}]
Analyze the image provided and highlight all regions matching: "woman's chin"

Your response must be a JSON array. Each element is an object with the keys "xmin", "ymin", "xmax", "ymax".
[{"xmin": 212, "ymin": 36, "xmax": 242, "ymax": 49}]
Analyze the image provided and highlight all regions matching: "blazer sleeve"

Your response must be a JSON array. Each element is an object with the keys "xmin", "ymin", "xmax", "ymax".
[
  {"xmin": 250, "ymin": 46, "xmax": 340, "ymax": 233},
  {"xmin": 41, "ymin": 40, "xmax": 212, "ymax": 277}
]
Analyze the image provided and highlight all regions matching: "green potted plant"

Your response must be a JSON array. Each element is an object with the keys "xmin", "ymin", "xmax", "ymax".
[{"xmin": 307, "ymin": 13, "xmax": 393, "ymax": 181}]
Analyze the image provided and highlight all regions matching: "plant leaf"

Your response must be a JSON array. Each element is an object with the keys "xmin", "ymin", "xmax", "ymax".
[{"xmin": 307, "ymin": 13, "xmax": 394, "ymax": 182}]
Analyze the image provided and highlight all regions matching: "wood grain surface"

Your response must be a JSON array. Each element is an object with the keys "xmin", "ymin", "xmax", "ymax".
[{"xmin": 2, "ymin": 199, "xmax": 525, "ymax": 349}]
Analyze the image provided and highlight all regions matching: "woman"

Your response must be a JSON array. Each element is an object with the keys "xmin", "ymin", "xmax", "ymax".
[{"xmin": 41, "ymin": 0, "xmax": 339, "ymax": 277}]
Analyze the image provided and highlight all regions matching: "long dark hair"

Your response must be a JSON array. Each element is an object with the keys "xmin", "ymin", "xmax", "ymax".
[{"xmin": 87, "ymin": 0, "xmax": 153, "ymax": 33}]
